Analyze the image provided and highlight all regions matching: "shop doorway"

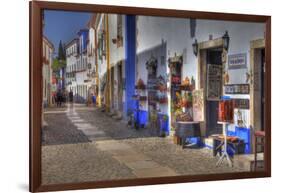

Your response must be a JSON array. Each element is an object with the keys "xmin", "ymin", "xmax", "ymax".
[
  {"xmin": 168, "ymin": 56, "xmax": 183, "ymax": 129},
  {"xmin": 197, "ymin": 37, "xmax": 225, "ymax": 137},
  {"xmin": 206, "ymin": 48, "xmax": 223, "ymax": 136},
  {"xmin": 146, "ymin": 56, "xmax": 158, "ymax": 118}
]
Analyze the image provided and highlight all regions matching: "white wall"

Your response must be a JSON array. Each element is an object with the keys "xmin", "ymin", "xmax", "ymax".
[
  {"xmin": 108, "ymin": 14, "xmax": 126, "ymax": 111},
  {"xmin": 136, "ymin": 16, "xmax": 265, "ymax": 116},
  {"xmin": 137, "ymin": 17, "xmax": 265, "ymax": 87},
  {"xmin": 88, "ymin": 27, "xmax": 96, "ymax": 72},
  {"xmin": 188, "ymin": 20, "xmax": 265, "ymax": 86},
  {"xmin": 66, "ymin": 43, "xmax": 78, "ymax": 92},
  {"xmin": 108, "ymin": 14, "xmax": 125, "ymax": 65},
  {"xmin": 97, "ymin": 14, "xmax": 107, "ymax": 78},
  {"xmin": 42, "ymin": 39, "xmax": 54, "ymax": 104}
]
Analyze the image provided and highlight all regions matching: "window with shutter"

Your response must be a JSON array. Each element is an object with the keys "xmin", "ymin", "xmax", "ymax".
[
  {"xmin": 98, "ymin": 32, "xmax": 103, "ymax": 60},
  {"xmin": 102, "ymin": 31, "xmax": 106, "ymax": 56}
]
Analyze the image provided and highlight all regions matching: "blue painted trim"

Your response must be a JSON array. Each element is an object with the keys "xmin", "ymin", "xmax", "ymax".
[
  {"xmin": 221, "ymin": 95, "xmax": 231, "ymax": 100},
  {"xmin": 78, "ymin": 29, "xmax": 89, "ymax": 52},
  {"xmin": 124, "ymin": 15, "xmax": 136, "ymax": 118},
  {"xmin": 157, "ymin": 113, "xmax": 170, "ymax": 135},
  {"xmin": 134, "ymin": 109, "xmax": 148, "ymax": 127}
]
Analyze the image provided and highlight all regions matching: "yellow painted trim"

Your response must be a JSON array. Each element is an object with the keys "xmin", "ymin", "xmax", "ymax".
[
  {"xmin": 106, "ymin": 14, "xmax": 111, "ymax": 112},
  {"xmin": 94, "ymin": 27, "xmax": 101, "ymax": 107}
]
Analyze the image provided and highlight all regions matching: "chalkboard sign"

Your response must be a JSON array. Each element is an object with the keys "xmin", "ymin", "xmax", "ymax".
[{"xmin": 207, "ymin": 64, "xmax": 222, "ymax": 100}]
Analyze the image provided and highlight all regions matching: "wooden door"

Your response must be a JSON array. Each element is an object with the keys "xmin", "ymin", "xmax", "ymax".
[{"xmin": 206, "ymin": 49, "xmax": 223, "ymax": 136}]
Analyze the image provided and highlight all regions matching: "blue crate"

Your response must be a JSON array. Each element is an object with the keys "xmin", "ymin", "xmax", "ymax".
[
  {"xmin": 133, "ymin": 110, "xmax": 148, "ymax": 127},
  {"xmin": 139, "ymin": 110, "xmax": 148, "ymax": 126},
  {"xmin": 236, "ymin": 127, "xmax": 251, "ymax": 154},
  {"xmin": 157, "ymin": 113, "xmax": 169, "ymax": 135},
  {"xmin": 227, "ymin": 126, "xmax": 251, "ymax": 154},
  {"xmin": 186, "ymin": 137, "xmax": 203, "ymax": 147}
]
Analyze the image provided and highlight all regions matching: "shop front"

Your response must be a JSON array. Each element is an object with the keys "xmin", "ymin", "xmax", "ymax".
[{"xmin": 133, "ymin": 16, "xmax": 266, "ymax": 165}]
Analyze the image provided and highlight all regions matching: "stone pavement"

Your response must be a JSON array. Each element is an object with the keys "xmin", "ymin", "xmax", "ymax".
[
  {"xmin": 42, "ymin": 103, "xmax": 156, "ymax": 145},
  {"xmin": 42, "ymin": 103, "xmax": 249, "ymax": 185},
  {"xmin": 42, "ymin": 106, "xmax": 90, "ymax": 145},
  {"xmin": 66, "ymin": 105, "xmax": 108, "ymax": 141},
  {"xmin": 95, "ymin": 140, "xmax": 178, "ymax": 178},
  {"xmin": 42, "ymin": 142, "xmax": 135, "ymax": 184}
]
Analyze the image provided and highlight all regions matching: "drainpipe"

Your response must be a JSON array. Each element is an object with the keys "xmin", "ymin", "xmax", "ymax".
[{"xmin": 106, "ymin": 14, "xmax": 111, "ymax": 112}]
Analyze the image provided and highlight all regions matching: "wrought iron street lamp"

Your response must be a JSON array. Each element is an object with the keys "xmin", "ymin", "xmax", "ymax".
[
  {"xmin": 222, "ymin": 31, "xmax": 230, "ymax": 51},
  {"xmin": 192, "ymin": 39, "xmax": 198, "ymax": 56}
]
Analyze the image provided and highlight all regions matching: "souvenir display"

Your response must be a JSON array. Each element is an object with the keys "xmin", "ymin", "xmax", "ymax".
[{"xmin": 218, "ymin": 99, "xmax": 234, "ymax": 123}]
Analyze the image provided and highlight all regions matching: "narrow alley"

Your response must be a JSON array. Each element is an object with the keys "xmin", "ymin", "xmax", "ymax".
[{"xmin": 42, "ymin": 104, "xmax": 247, "ymax": 185}]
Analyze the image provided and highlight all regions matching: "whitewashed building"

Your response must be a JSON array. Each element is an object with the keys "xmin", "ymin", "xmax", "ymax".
[
  {"xmin": 42, "ymin": 36, "xmax": 54, "ymax": 107},
  {"xmin": 136, "ymin": 16, "xmax": 265, "ymax": 148},
  {"xmin": 90, "ymin": 14, "xmax": 126, "ymax": 118},
  {"xmin": 65, "ymin": 29, "xmax": 89, "ymax": 103},
  {"xmin": 65, "ymin": 38, "xmax": 79, "ymax": 97},
  {"xmin": 75, "ymin": 29, "xmax": 89, "ymax": 103},
  {"xmin": 95, "ymin": 14, "xmax": 108, "ymax": 107},
  {"xmin": 86, "ymin": 14, "xmax": 99, "ymax": 104},
  {"xmin": 107, "ymin": 14, "xmax": 126, "ymax": 117}
]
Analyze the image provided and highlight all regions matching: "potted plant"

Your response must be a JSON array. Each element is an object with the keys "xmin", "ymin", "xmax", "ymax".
[{"xmin": 135, "ymin": 78, "xmax": 146, "ymax": 89}]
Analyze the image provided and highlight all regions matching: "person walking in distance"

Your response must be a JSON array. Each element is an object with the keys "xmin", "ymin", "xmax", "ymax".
[
  {"xmin": 56, "ymin": 89, "xmax": 62, "ymax": 107},
  {"xmin": 69, "ymin": 89, "xmax": 73, "ymax": 104}
]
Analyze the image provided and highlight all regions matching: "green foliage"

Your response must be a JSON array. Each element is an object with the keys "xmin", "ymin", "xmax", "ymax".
[
  {"xmin": 52, "ymin": 58, "xmax": 66, "ymax": 72},
  {"xmin": 52, "ymin": 40, "xmax": 66, "ymax": 72},
  {"xmin": 58, "ymin": 40, "xmax": 66, "ymax": 60}
]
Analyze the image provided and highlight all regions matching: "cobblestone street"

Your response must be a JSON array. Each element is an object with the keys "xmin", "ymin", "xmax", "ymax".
[{"xmin": 42, "ymin": 104, "xmax": 248, "ymax": 185}]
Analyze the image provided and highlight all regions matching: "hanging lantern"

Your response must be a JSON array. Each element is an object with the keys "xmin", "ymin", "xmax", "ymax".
[
  {"xmin": 222, "ymin": 31, "xmax": 230, "ymax": 51},
  {"xmin": 192, "ymin": 39, "xmax": 198, "ymax": 56}
]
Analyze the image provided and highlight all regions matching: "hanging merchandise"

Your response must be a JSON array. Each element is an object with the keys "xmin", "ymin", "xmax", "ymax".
[{"xmin": 218, "ymin": 99, "xmax": 234, "ymax": 123}]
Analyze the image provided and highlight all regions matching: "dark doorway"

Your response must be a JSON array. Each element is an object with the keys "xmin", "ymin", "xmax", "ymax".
[
  {"xmin": 146, "ymin": 58, "xmax": 158, "ymax": 117},
  {"xmin": 170, "ymin": 62, "xmax": 182, "ymax": 128},
  {"xmin": 117, "ymin": 62, "xmax": 123, "ymax": 112},
  {"xmin": 206, "ymin": 48, "xmax": 223, "ymax": 136}
]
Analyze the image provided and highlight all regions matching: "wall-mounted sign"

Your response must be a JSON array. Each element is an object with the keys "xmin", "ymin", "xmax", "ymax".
[
  {"xmin": 228, "ymin": 53, "xmax": 247, "ymax": 69},
  {"xmin": 233, "ymin": 99, "xmax": 250, "ymax": 109},
  {"xmin": 224, "ymin": 84, "xmax": 250, "ymax": 94}
]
